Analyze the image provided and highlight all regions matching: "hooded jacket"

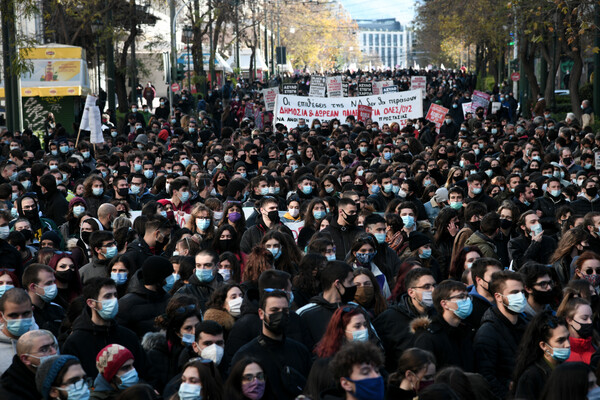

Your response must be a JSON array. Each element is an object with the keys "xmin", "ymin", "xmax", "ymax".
[
  {"xmin": 90, "ymin": 374, "xmax": 118, "ymax": 400},
  {"xmin": 79, "ymin": 256, "xmax": 110, "ymax": 285},
  {"xmin": 473, "ymin": 306, "xmax": 527, "ymax": 398},
  {"xmin": 0, "ymin": 355, "xmax": 39, "ymax": 400},
  {"xmin": 321, "ymin": 219, "xmax": 363, "ymax": 261},
  {"xmin": 465, "ymin": 231, "xmax": 498, "ymax": 258},
  {"xmin": 0, "ymin": 330, "xmax": 17, "ymax": 375},
  {"xmin": 61, "ymin": 308, "xmax": 148, "ymax": 379},
  {"xmin": 296, "ymin": 294, "xmax": 342, "ymax": 350},
  {"xmin": 116, "ymin": 270, "xmax": 171, "ymax": 338}
]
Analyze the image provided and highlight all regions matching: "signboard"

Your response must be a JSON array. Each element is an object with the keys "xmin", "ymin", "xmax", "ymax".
[
  {"xmin": 358, "ymin": 82, "xmax": 373, "ymax": 96},
  {"xmin": 382, "ymin": 85, "xmax": 399, "ymax": 93},
  {"xmin": 472, "ymin": 90, "xmax": 491, "ymax": 116},
  {"xmin": 411, "ymin": 76, "xmax": 427, "ymax": 96},
  {"xmin": 308, "ymin": 76, "xmax": 326, "ymax": 97},
  {"xmin": 357, "ymin": 105, "xmax": 373, "ymax": 122},
  {"xmin": 373, "ymin": 80, "xmax": 394, "ymax": 95},
  {"xmin": 511, "ymin": 72, "xmax": 521, "ymax": 82},
  {"xmin": 326, "ymin": 76, "xmax": 343, "ymax": 97},
  {"xmin": 491, "ymin": 101, "xmax": 501, "ymax": 114},
  {"xmin": 282, "ymin": 83, "xmax": 298, "ymax": 95},
  {"xmin": 342, "ymin": 82, "xmax": 349, "ymax": 97},
  {"xmin": 461, "ymin": 102, "xmax": 473, "ymax": 117},
  {"xmin": 273, "ymin": 90, "xmax": 424, "ymax": 130},
  {"xmin": 171, "ymin": 83, "xmax": 180, "ymax": 92},
  {"xmin": 262, "ymin": 87, "xmax": 279, "ymax": 112},
  {"xmin": 425, "ymin": 103, "xmax": 449, "ymax": 133}
]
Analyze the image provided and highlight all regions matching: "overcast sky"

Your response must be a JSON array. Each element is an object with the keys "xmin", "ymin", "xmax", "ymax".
[{"xmin": 337, "ymin": 0, "xmax": 416, "ymax": 25}]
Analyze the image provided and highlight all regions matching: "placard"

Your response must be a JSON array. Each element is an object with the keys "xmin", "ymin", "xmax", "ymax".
[
  {"xmin": 595, "ymin": 152, "xmax": 600, "ymax": 170},
  {"xmin": 262, "ymin": 87, "xmax": 279, "ymax": 112},
  {"xmin": 425, "ymin": 103, "xmax": 449, "ymax": 133},
  {"xmin": 382, "ymin": 85, "xmax": 398, "ymax": 93},
  {"xmin": 282, "ymin": 83, "xmax": 298, "ymax": 95},
  {"xmin": 358, "ymin": 82, "xmax": 373, "ymax": 96},
  {"xmin": 461, "ymin": 102, "xmax": 473, "ymax": 117},
  {"xmin": 342, "ymin": 82, "xmax": 349, "ymax": 97},
  {"xmin": 357, "ymin": 105, "xmax": 373, "ymax": 122},
  {"xmin": 326, "ymin": 76, "xmax": 343, "ymax": 97},
  {"xmin": 411, "ymin": 76, "xmax": 427, "ymax": 96},
  {"xmin": 472, "ymin": 90, "xmax": 491, "ymax": 116},
  {"xmin": 491, "ymin": 101, "xmax": 501, "ymax": 114},
  {"xmin": 308, "ymin": 76, "xmax": 326, "ymax": 97},
  {"xmin": 273, "ymin": 90, "xmax": 424, "ymax": 130}
]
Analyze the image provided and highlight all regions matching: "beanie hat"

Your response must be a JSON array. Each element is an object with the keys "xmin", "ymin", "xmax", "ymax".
[
  {"xmin": 36, "ymin": 355, "xmax": 78, "ymax": 400},
  {"xmin": 96, "ymin": 344, "xmax": 134, "ymax": 382},
  {"xmin": 409, "ymin": 232, "xmax": 432, "ymax": 251},
  {"xmin": 69, "ymin": 196, "xmax": 87, "ymax": 209},
  {"xmin": 135, "ymin": 134, "xmax": 149, "ymax": 145},
  {"xmin": 41, "ymin": 231, "xmax": 61, "ymax": 247},
  {"xmin": 157, "ymin": 199, "xmax": 172, "ymax": 207},
  {"xmin": 141, "ymin": 256, "xmax": 173, "ymax": 285},
  {"xmin": 158, "ymin": 129, "xmax": 169, "ymax": 141}
]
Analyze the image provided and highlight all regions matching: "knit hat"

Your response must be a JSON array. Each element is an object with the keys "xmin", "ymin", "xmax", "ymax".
[
  {"xmin": 158, "ymin": 129, "xmax": 169, "ymax": 141},
  {"xmin": 409, "ymin": 232, "xmax": 432, "ymax": 251},
  {"xmin": 36, "ymin": 355, "xmax": 78, "ymax": 400},
  {"xmin": 69, "ymin": 196, "xmax": 87, "ymax": 209},
  {"xmin": 141, "ymin": 256, "xmax": 173, "ymax": 285},
  {"xmin": 157, "ymin": 199, "xmax": 172, "ymax": 207},
  {"xmin": 96, "ymin": 344, "xmax": 134, "ymax": 382},
  {"xmin": 41, "ymin": 231, "xmax": 61, "ymax": 247},
  {"xmin": 434, "ymin": 187, "xmax": 448, "ymax": 203},
  {"xmin": 135, "ymin": 134, "xmax": 149, "ymax": 145}
]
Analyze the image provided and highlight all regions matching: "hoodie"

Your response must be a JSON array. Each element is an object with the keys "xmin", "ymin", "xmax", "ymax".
[{"xmin": 0, "ymin": 329, "xmax": 17, "ymax": 375}]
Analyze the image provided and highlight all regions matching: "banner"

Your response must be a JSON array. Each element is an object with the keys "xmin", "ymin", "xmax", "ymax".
[
  {"xmin": 262, "ymin": 87, "xmax": 279, "ymax": 112},
  {"xmin": 308, "ymin": 76, "xmax": 326, "ymax": 97},
  {"xmin": 357, "ymin": 105, "xmax": 373, "ymax": 122},
  {"xmin": 274, "ymin": 90, "xmax": 424, "ymax": 130},
  {"xmin": 358, "ymin": 82, "xmax": 373, "ymax": 96},
  {"xmin": 326, "ymin": 76, "xmax": 343, "ymax": 97},
  {"xmin": 461, "ymin": 102, "xmax": 473, "ymax": 117},
  {"xmin": 491, "ymin": 101, "xmax": 501, "ymax": 114},
  {"xmin": 282, "ymin": 83, "xmax": 298, "ymax": 95},
  {"xmin": 373, "ymin": 80, "xmax": 393, "ymax": 95},
  {"xmin": 80, "ymin": 95, "xmax": 103, "ymax": 143},
  {"xmin": 411, "ymin": 76, "xmax": 427, "ymax": 96},
  {"xmin": 425, "ymin": 103, "xmax": 449, "ymax": 133},
  {"xmin": 472, "ymin": 90, "xmax": 491, "ymax": 116}
]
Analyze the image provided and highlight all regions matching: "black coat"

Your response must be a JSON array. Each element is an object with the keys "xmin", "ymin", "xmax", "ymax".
[
  {"xmin": 296, "ymin": 295, "xmax": 342, "ymax": 350},
  {"xmin": 413, "ymin": 315, "xmax": 475, "ymax": 372},
  {"xmin": 464, "ymin": 192, "xmax": 498, "ymax": 213},
  {"xmin": 533, "ymin": 194, "xmax": 565, "ymax": 235},
  {"xmin": 239, "ymin": 218, "xmax": 294, "ymax": 254},
  {"xmin": 33, "ymin": 302, "xmax": 65, "ymax": 337},
  {"xmin": 124, "ymin": 238, "xmax": 154, "ymax": 268},
  {"xmin": 508, "ymin": 234, "xmax": 556, "ymax": 269},
  {"xmin": 473, "ymin": 306, "xmax": 528, "ymax": 399},
  {"xmin": 175, "ymin": 271, "xmax": 224, "ymax": 312},
  {"xmin": 367, "ymin": 192, "xmax": 398, "ymax": 212},
  {"xmin": 514, "ymin": 360, "xmax": 552, "ymax": 400},
  {"xmin": 61, "ymin": 308, "xmax": 148, "ymax": 379},
  {"xmin": 116, "ymin": 270, "xmax": 171, "ymax": 337},
  {"xmin": 321, "ymin": 220, "xmax": 364, "ymax": 261},
  {"xmin": 230, "ymin": 334, "xmax": 312, "ymax": 400},
  {"xmin": 43, "ymin": 190, "xmax": 69, "ymax": 226},
  {"xmin": 0, "ymin": 355, "xmax": 38, "ymax": 400},
  {"xmin": 373, "ymin": 293, "xmax": 434, "ymax": 371},
  {"xmin": 83, "ymin": 194, "xmax": 111, "ymax": 218},
  {"xmin": 570, "ymin": 196, "xmax": 600, "ymax": 217},
  {"xmin": 142, "ymin": 331, "xmax": 185, "ymax": 394},
  {"xmin": 463, "ymin": 289, "xmax": 492, "ymax": 330}
]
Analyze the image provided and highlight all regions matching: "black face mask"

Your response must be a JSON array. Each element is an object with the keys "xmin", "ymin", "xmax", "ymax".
[
  {"xmin": 572, "ymin": 321, "xmax": 594, "ymax": 339},
  {"xmin": 343, "ymin": 210, "xmax": 358, "ymax": 225},
  {"xmin": 531, "ymin": 288, "xmax": 554, "ymax": 305},
  {"xmin": 23, "ymin": 209, "xmax": 38, "ymax": 221},
  {"xmin": 338, "ymin": 283, "xmax": 357, "ymax": 304},
  {"xmin": 500, "ymin": 219, "xmax": 512, "ymax": 230},
  {"xmin": 250, "ymin": 154, "xmax": 259, "ymax": 163},
  {"xmin": 117, "ymin": 188, "xmax": 129, "ymax": 197},
  {"xmin": 218, "ymin": 239, "xmax": 232, "ymax": 250},
  {"xmin": 266, "ymin": 210, "xmax": 280, "ymax": 224},
  {"xmin": 20, "ymin": 229, "xmax": 32, "ymax": 241},
  {"xmin": 81, "ymin": 231, "xmax": 91, "ymax": 243},
  {"xmin": 470, "ymin": 221, "xmax": 481, "ymax": 232},
  {"xmin": 264, "ymin": 311, "xmax": 288, "ymax": 335},
  {"xmin": 55, "ymin": 269, "xmax": 74, "ymax": 283},
  {"xmin": 563, "ymin": 158, "xmax": 573, "ymax": 165},
  {"xmin": 217, "ymin": 179, "xmax": 228, "ymax": 187}
]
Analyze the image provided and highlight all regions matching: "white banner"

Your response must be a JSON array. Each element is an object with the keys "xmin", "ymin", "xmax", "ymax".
[
  {"xmin": 308, "ymin": 76, "xmax": 326, "ymax": 97},
  {"xmin": 326, "ymin": 76, "xmax": 343, "ymax": 97},
  {"xmin": 80, "ymin": 95, "xmax": 103, "ymax": 143},
  {"xmin": 274, "ymin": 90, "xmax": 423, "ymax": 130},
  {"xmin": 262, "ymin": 87, "xmax": 279, "ymax": 112}
]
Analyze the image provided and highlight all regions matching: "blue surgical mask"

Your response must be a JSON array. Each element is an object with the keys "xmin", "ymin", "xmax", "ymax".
[
  {"xmin": 130, "ymin": 185, "xmax": 141, "ymax": 195},
  {"xmin": 550, "ymin": 189, "xmax": 561, "ymax": 197},
  {"xmin": 383, "ymin": 152, "xmax": 392, "ymax": 160},
  {"xmin": 195, "ymin": 268, "xmax": 215, "ymax": 283},
  {"xmin": 95, "ymin": 298, "xmax": 119, "ymax": 320},
  {"xmin": 302, "ymin": 185, "xmax": 313, "ymax": 195},
  {"xmin": 178, "ymin": 383, "xmax": 201, "ymax": 400},
  {"xmin": 0, "ymin": 284, "xmax": 14, "ymax": 297},
  {"xmin": 547, "ymin": 344, "xmax": 571, "ymax": 362},
  {"xmin": 196, "ymin": 218, "xmax": 211, "ymax": 231},
  {"xmin": 182, "ymin": 333, "xmax": 195, "ymax": 345},
  {"xmin": 104, "ymin": 246, "xmax": 118, "ymax": 259},
  {"xmin": 350, "ymin": 328, "xmax": 369, "ymax": 342},
  {"xmin": 313, "ymin": 210, "xmax": 326, "ymax": 219},
  {"xmin": 2, "ymin": 316, "xmax": 33, "ymax": 336},
  {"xmin": 423, "ymin": 179, "xmax": 431, "ymax": 186},
  {"xmin": 61, "ymin": 380, "xmax": 90, "ymax": 400},
  {"xmin": 118, "ymin": 368, "xmax": 139, "ymax": 389},
  {"xmin": 452, "ymin": 297, "xmax": 473, "ymax": 319},
  {"xmin": 133, "ymin": 164, "xmax": 142, "ymax": 172},
  {"xmin": 179, "ymin": 191, "xmax": 190, "ymax": 203},
  {"xmin": 419, "ymin": 248, "xmax": 432, "ymax": 259},
  {"xmin": 163, "ymin": 274, "xmax": 180, "ymax": 292},
  {"xmin": 401, "ymin": 215, "xmax": 415, "ymax": 229},
  {"xmin": 111, "ymin": 272, "xmax": 128, "ymax": 286},
  {"xmin": 471, "ymin": 187, "xmax": 482, "ymax": 195},
  {"xmin": 374, "ymin": 233, "xmax": 386, "ymax": 244},
  {"xmin": 268, "ymin": 247, "xmax": 282, "ymax": 260},
  {"xmin": 383, "ymin": 183, "xmax": 393, "ymax": 193},
  {"xmin": 450, "ymin": 201, "xmax": 463, "ymax": 210},
  {"xmin": 260, "ymin": 187, "xmax": 269, "ymax": 196},
  {"xmin": 326, "ymin": 254, "xmax": 336, "ymax": 262},
  {"xmin": 181, "ymin": 159, "xmax": 191, "ymax": 168},
  {"xmin": 144, "ymin": 170, "xmax": 154, "ymax": 179},
  {"xmin": 92, "ymin": 187, "xmax": 104, "ymax": 196},
  {"xmin": 35, "ymin": 284, "xmax": 57, "ymax": 303},
  {"xmin": 503, "ymin": 292, "xmax": 527, "ymax": 313}
]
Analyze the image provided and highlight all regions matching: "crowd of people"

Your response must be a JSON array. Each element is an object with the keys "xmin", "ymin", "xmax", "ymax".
[{"xmin": 0, "ymin": 67, "xmax": 599, "ymax": 400}]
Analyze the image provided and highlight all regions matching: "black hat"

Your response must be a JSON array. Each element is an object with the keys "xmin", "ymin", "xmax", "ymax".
[
  {"xmin": 409, "ymin": 231, "xmax": 431, "ymax": 251},
  {"xmin": 141, "ymin": 256, "xmax": 173, "ymax": 285}
]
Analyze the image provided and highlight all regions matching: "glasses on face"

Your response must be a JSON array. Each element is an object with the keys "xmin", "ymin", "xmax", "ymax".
[
  {"xmin": 447, "ymin": 293, "xmax": 470, "ymax": 301},
  {"xmin": 242, "ymin": 372, "xmax": 265, "ymax": 383},
  {"xmin": 412, "ymin": 284, "xmax": 436, "ymax": 291},
  {"xmin": 534, "ymin": 280, "xmax": 554, "ymax": 290}
]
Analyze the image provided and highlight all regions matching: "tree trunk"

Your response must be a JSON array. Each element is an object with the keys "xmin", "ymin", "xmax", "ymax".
[
  {"xmin": 520, "ymin": 38, "xmax": 540, "ymax": 100},
  {"xmin": 540, "ymin": 40, "xmax": 560, "ymax": 110},
  {"xmin": 569, "ymin": 47, "xmax": 583, "ymax": 119},
  {"xmin": 115, "ymin": 29, "xmax": 136, "ymax": 114}
]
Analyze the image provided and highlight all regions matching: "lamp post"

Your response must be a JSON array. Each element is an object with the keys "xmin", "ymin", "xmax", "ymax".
[
  {"xmin": 182, "ymin": 25, "xmax": 193, "ymax": 93},
  {"xmin": 91, "ymin": 19, "xmax": 103, "ymax": 94}
]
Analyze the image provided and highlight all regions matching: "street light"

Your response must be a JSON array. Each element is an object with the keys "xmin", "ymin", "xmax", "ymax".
[
  {"xmin": 182, "ymin": 25, "xmax": 193, "ymax": 93},
  {"xmin": 91, "ymin": 19, "xmax": 103, "ymax": 94}
]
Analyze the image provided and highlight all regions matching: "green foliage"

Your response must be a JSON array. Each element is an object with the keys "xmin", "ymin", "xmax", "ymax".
[{"xmin": 579, "ymin": 83, "xmax": 593, "ymax": 102}]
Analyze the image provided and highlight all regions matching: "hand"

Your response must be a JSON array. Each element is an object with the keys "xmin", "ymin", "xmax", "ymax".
[{"xmin": 532, "ymin": 230, "xmax": 543, "ymax": 242}]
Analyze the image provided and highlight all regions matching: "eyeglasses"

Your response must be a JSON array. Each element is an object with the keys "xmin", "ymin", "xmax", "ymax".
[
  {"xmin": 341, "ymin": 305, "xmax": 358, "ymax": 313},
  {"xmin": 412, "ymin": 284, "xmax": 436, "ymax": 291},
  {"xmin": 447, "ymin": 293, "xmax": 470, "ymax": 301},
  {"xmin": 175, "ymin": 304, "xmax": 196, "ymax": 314},
  {"xmin": 534, "ymin": 280, "xmax": 554, "ymax": 290},
  {"xmin": 242, "ymin": 372, "xmax": 265, "ymax": 383}
]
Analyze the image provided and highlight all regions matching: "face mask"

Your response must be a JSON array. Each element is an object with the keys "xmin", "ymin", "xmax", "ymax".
[
  {"xmin": 398, "ymin": 189, "xmax": 407, "ymax": 198},
  {"xmin": 179, "ymin": 191, "xmax": 190, "ymax": 203},
  {"xmin": 546, "ymin": 344, "xmax": 571, "ymax": 362},
  {"xmin": 96, "ymin": 298, "xmax": 119, "ymax": 320},
  {"xmin": 355, "ymin": 252, "xmax": 376, "ymax": 264},
  {"xmin": 449, "ymin": 201, "xmax": 463, "ymax": 210},
  {"xmin": 503, "ymin": 292, "xmax": 527, "ymax": 314},
  {"xmin": 471, "ymin": 187, "xmax": 482, "ymax": 195},
  {"xmin": 266, "ymin": 210, "xmax": 280, "ymax": 223},
  {"xmin": 373, "ymin": 232, "xmax": 386, "ymax": 244},
  {"xmin": 421, "ymin": 291, "xmax": 434, "ymax": 307},
  {"xmin": 530, "ymin": 223, "xmax": 543, "ymax": 237},
  {"xmin": 349, "ymin": 328, "xmax": 369, "ymax": 342},
  {"xmin": 359, "ymin": 146, "xmax": 368, "ymax": 153},
  {"xmin": 346, "ymin": 376, "xmax": 385, "ymax": 400},
  {"xmin": 419, "ymin": 248, "xmax": 432, "ymax": 259},
  {"xmin": 588, "ymin": 187, "xmax": 599, "ymax": 198},
  {"xmin": 451, "ymin": 297, "xmax": 473, "ymax": 319},
  {"xmin": 201, "ymin": 343, "xmax": 224, "ymax": 365},
  {"xmin": 228, "ymin": 296, "xmax": 243, "ymax": 317},
  {"xmin": 371, "ymin": 184, "xmax": 380, "ymax": 194},
  {"xmin": 111, "ymin": 272, "xmax": 128, "ymax": 286},
  {"xmin": 196, "ymin": 218, "xmax": 211, "ymax": 231},
  {"xmin": 264, "ymin": 311, "xmax": 288, "ymax": 334},
  {"xmin": 21, "ymin": 180, "xmax": 31, "ymax": 190},
  {"xmin": 401, "ymin": 215, "xmax": 415, "ymax": 229},
  {"xmin": 0, "ymin": 284, "xmax": 14, "ymax": 297},
  {"xmin": 178, "ymin": 382, "xmax": 201, "ymax": 400},
  {"xmin": 302, "ymin": 185, "xmax": 313, "ymax": 195},
  {"xmin": 268, "ymin": 247, "xmax": 282, "ymax": 260},
  {"xmin": 130, "ymin": 185, "xmax": 141, "ymax": 195},
  {"xmin": 228, "ymin": 212, "xmax": 242, "ymax": 222},
  {"xmin": 355, "ymin": 285, "xmax": 374, "ymax": 305},
  {"xmin": 288, "ymin": 208, "xmax": 300, "ymax": 218},
  {"xmin": 118, "ymin": 368, "xmax": 139, "ymax": 389},
  {"xmin": 2, "ymin": 316, "xmax": 34, "ymax": 336},
  {"xmin": 242, "ymin": 380, "xmax": 266, "ymax": 400},
  {"xmin": 51, "ymin": 150, "xmax": 58, "ymax": 156},
  {"xmin": 343, "ymin": 211, "xmax": 358, "ymax": 226},
  {"xmin": 0, "ymin": 225, "xmax": 9, "ymax": 241},
  {"xmin": 259, "ymin": 187, "xmax": 269, "ymax": 196},
  {"xmin": 582, "ymin": 274, "xmax": 600, "ymax": 288},
  {"xmin": 326, "ymin": 254, "xmax": 336, "ymax": 262},
  {"xmin": 195, "ymin": 268, "xmax": 214, "ymax": 283},
  {"xmin": 104, "ymin": 246, "xmax": 118, "ymax": 259},
  {"xmin": 572, "ymin": 320, "xmax": 594, "ymax": 339},
  {"xmin": 181, "ymin": 159, "xmax": 191, "ymax": 168},
  {"xmin": 59, "ymin": 381, "xmax": 90, "ymax": 400},
  {"xmin": 92, "ymin": 187, "xmax": 104, "ymax": 196},
  {"xmin": 36, "ymin": 283, "xmax": 57, "ymax": 303},
  {"xmin": 163, "ymin": 273, "xmax": 180, "ymax": 292}
]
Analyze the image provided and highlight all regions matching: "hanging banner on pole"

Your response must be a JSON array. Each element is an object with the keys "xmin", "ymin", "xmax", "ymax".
[{"xmin": 273, "ymin": 90, "xmax": 423, "ymax": 130}]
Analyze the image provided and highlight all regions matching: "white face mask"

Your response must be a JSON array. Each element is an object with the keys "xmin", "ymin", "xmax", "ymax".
[
  {"xmin": 288, "ymin": 208, "xmax": 300, "ymax": 218},
  {"xmin": 0, "ymin": 226, "xmax": 9, "ymax": 240},
  {"xmin": 228, "ymin": 296, "xmax": 243, "ymax": 317},
  {"xmin": 200, "ymin": 343, "xmax": 224, "ymax": 365}
]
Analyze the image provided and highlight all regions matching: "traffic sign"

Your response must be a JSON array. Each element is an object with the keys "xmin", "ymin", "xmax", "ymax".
[
  {"xmin": 511, "ymin": 72, "xmax": 520, "ymax": 82},
  {"xmin": 171, "ymin": 83, "xmax": 180, "ymax": 92}
]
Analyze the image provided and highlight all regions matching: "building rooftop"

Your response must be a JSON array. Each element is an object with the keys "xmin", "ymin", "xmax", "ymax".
[{"xmin": 355, "ymin": 18, "xmax": 403, "ymax": 32}]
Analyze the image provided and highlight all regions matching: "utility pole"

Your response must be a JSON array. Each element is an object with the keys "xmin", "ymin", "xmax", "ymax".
[
  {"xmin": 264, "ymin": 0, "xmax": 268, "ymax": 81},
  {"xmin": 594, "ymin": 1, "xmax": 600, "ymax": 117},
  {"xmin": 170, "ymin": 0, "xmax": 177, "ymax": 114},
  {"xmin": 106, "ymin": 8, "xmax": 116, "ymax": 113},
  {"xmin": 1, "ymin": 0, "xmax": 21, "ymax": 132},
  {"xmin": 235, "ymin": 0, "xmax": 240, "ymax": 71}
]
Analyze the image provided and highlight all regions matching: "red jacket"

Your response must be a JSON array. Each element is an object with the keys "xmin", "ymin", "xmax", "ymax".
[{"xmin": 567, "ymin": 336, "xmax": 595, "ymax": 364}]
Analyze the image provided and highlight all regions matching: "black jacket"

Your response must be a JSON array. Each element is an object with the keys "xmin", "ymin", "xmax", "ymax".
[
  {"xmin": 240, "ymin": 218, "xmax": 294, "ymax": 254},
  {"xmin": 533, "ymin": 194, "xmax": 565, "ymax": 235},
  {"xmin": 142, "ymin": 331, "xmax": 185, "ymax": 394},
  {"xmin": 413, "ymin": 315, "xmax": 475, "ymax": 372},
  {"xmin": 175, "ymin": 271, "xmax": 224, "ymax": 312},
  {"xmin": 124, "ymin": 238, "xmax": 154, "ymax": 268},
  {"xmin": 373, "ymin": 243, "xmax": 400, "ymax": 285},
  {"xmin": 116, "ymin": 270, "xmax": 171, "ymax": 337},
  {"xmin": 464, "ymin": 192, "xmax": 497, "ymax": 212},
  {"xmin": 0, "ymin": 239, "xmax": 23, "ymax": 281},
  {"xmin": 230, "ymin": 334, "xmax": 312, "ymax": 400},
  {"xmin": 321, "ymin": 220, "xmax": 363, "ymax": 261},
  {"xmin": 42, "ymin": 190, "xmax": 69, "ymax": 226},
  {"xmin": 83, "ymin": 194, "xmax": 111, "ymax": 218},
  {"xmin": 33, "ymin": 302, "xmax": 65, "ymax": 337},
  {"xmin": 61, "ymin": 308, "xmax": 148, "ymax": 379},
  {"xmin": 296, "ymin": 294, "xmax": 342, "ymax": 350},
  {"xmin": 0, "ymin": 355, "xmax": 38, "ymax": 400},
  {"xmin": 508, "ymin": 234, "xmax": 556, "ymax": 269},
  {"xmin": 367, "ymin": 192, "xmax": 398, "ymax": 212},
  {"xmin": 373, "ymin": 293, "xmax": 434, "ymax": 371},
  {"xmin": 570, "ymin": 196, "xmax": 600, "ymax": 217},
  {"xmin": 514, "ymin": 360, "xmax": 552, "ymax": 400},
  {"xmin": 473, "ymin": 306, "xmax": 527, "ymax": 399}
]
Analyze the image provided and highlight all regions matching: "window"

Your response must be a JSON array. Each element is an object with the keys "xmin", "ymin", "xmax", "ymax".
[
  {"xmin": 369, "ymin": 33, "xmax": 373, "ymax": 46},
  {"xmin": 375, "ymin": 34, "xmax": 379, "ymax": 46},
  {"xmin": 393, "ymin": 34, "xmax": 398, "ymax": 47},
  {"xmin": 387, "ymin": 34, "xmax": 391, "ymax": 47}
]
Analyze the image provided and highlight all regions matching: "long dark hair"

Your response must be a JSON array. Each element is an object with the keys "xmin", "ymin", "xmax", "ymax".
[
  {"xmin": 433, "ymin": 207, "xmax": 459, "ymax": 243},
  {"xmin": 539, "ymin": 362, "xmax": 591, "ymax": 400},
  {"xmin": 212, "ymin": 224, "xmax": 241, "ymax": 254},
  {"xmin": 293, "ymin": 253, "xmax": 325, "ymax": 298},
  {"xmin": 224, "ymin": 357, "xmax": 271, "ymax": 400},
  {"xmin": 353, "ymin": 267, "xmax": 387, "ymax": 316}
]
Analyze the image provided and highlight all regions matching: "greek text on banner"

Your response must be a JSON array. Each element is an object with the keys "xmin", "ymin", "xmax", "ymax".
[{"xmin": 273, "ymin": 90, "xmax": 423, "ymax": 130}]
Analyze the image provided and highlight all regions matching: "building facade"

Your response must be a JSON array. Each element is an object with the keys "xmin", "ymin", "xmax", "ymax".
[{"xmin": 356, "ymin": 18, "xmax": 412, "ymax": 69}]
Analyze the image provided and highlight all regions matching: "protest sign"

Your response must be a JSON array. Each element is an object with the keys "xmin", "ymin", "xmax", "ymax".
[
  {"xmin": 309, "ymin": 76, "xmax": 326, "ymax": 97},
  {"xmin": 425, "ymin": 103, "xmax": 449, "ymax": 133},
  {"xmin": 342, "ymin": 82, "xmax": 349, "ymax": 97},
  {"xmin": 461, "ymin": 102, "xmax": 473, "ymax": 117},
  {"xmin": 382, "ymin": 85, "xmax": 398, "ymax": 93},
  {"xmin": 273, "ymin": 90, "xmax": 423, "ymax": 130},
  {"xmin": 472, "ymin": 90, "xmax": 491, "ymax": 116},
  {"xmin": 411, "ymin": 76, "xmax": 426, "ymax": 96},
  {"xmin": 326, "ymin": 76, "xmax": 343, "ymax": 97},
  {"xmin": 357, "ymin": 105, "xmax": 373, "ymax": 122},
  {"xmin": 596, "ymin": 152, "xmax": 600, "ymax": 170},
  {"xmin": 79, "ymin": 95, "xmax": 102, "ymax": 144},
  {"xmin": 358, "ymin": 82, "xmax": 373, "ymax": 96},
  {"xmin": 373, "ymin": 80, "xmax": 394, "ymax": 95},
  {"xmin": 282, "ymin": 83, "xmax": 298, "ymax": 95},
  {"xmin": 491, "ymin": 101, "xmax": 501, "ymax": 114},
  {"xmin": 262, "ymin": 87, "xmax": 279, "ymax": 112}
]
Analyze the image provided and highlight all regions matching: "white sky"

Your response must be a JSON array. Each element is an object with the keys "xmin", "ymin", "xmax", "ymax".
[{"xmin": 337, "ymin": 0, "xmax": 416, "ymax": 25}]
